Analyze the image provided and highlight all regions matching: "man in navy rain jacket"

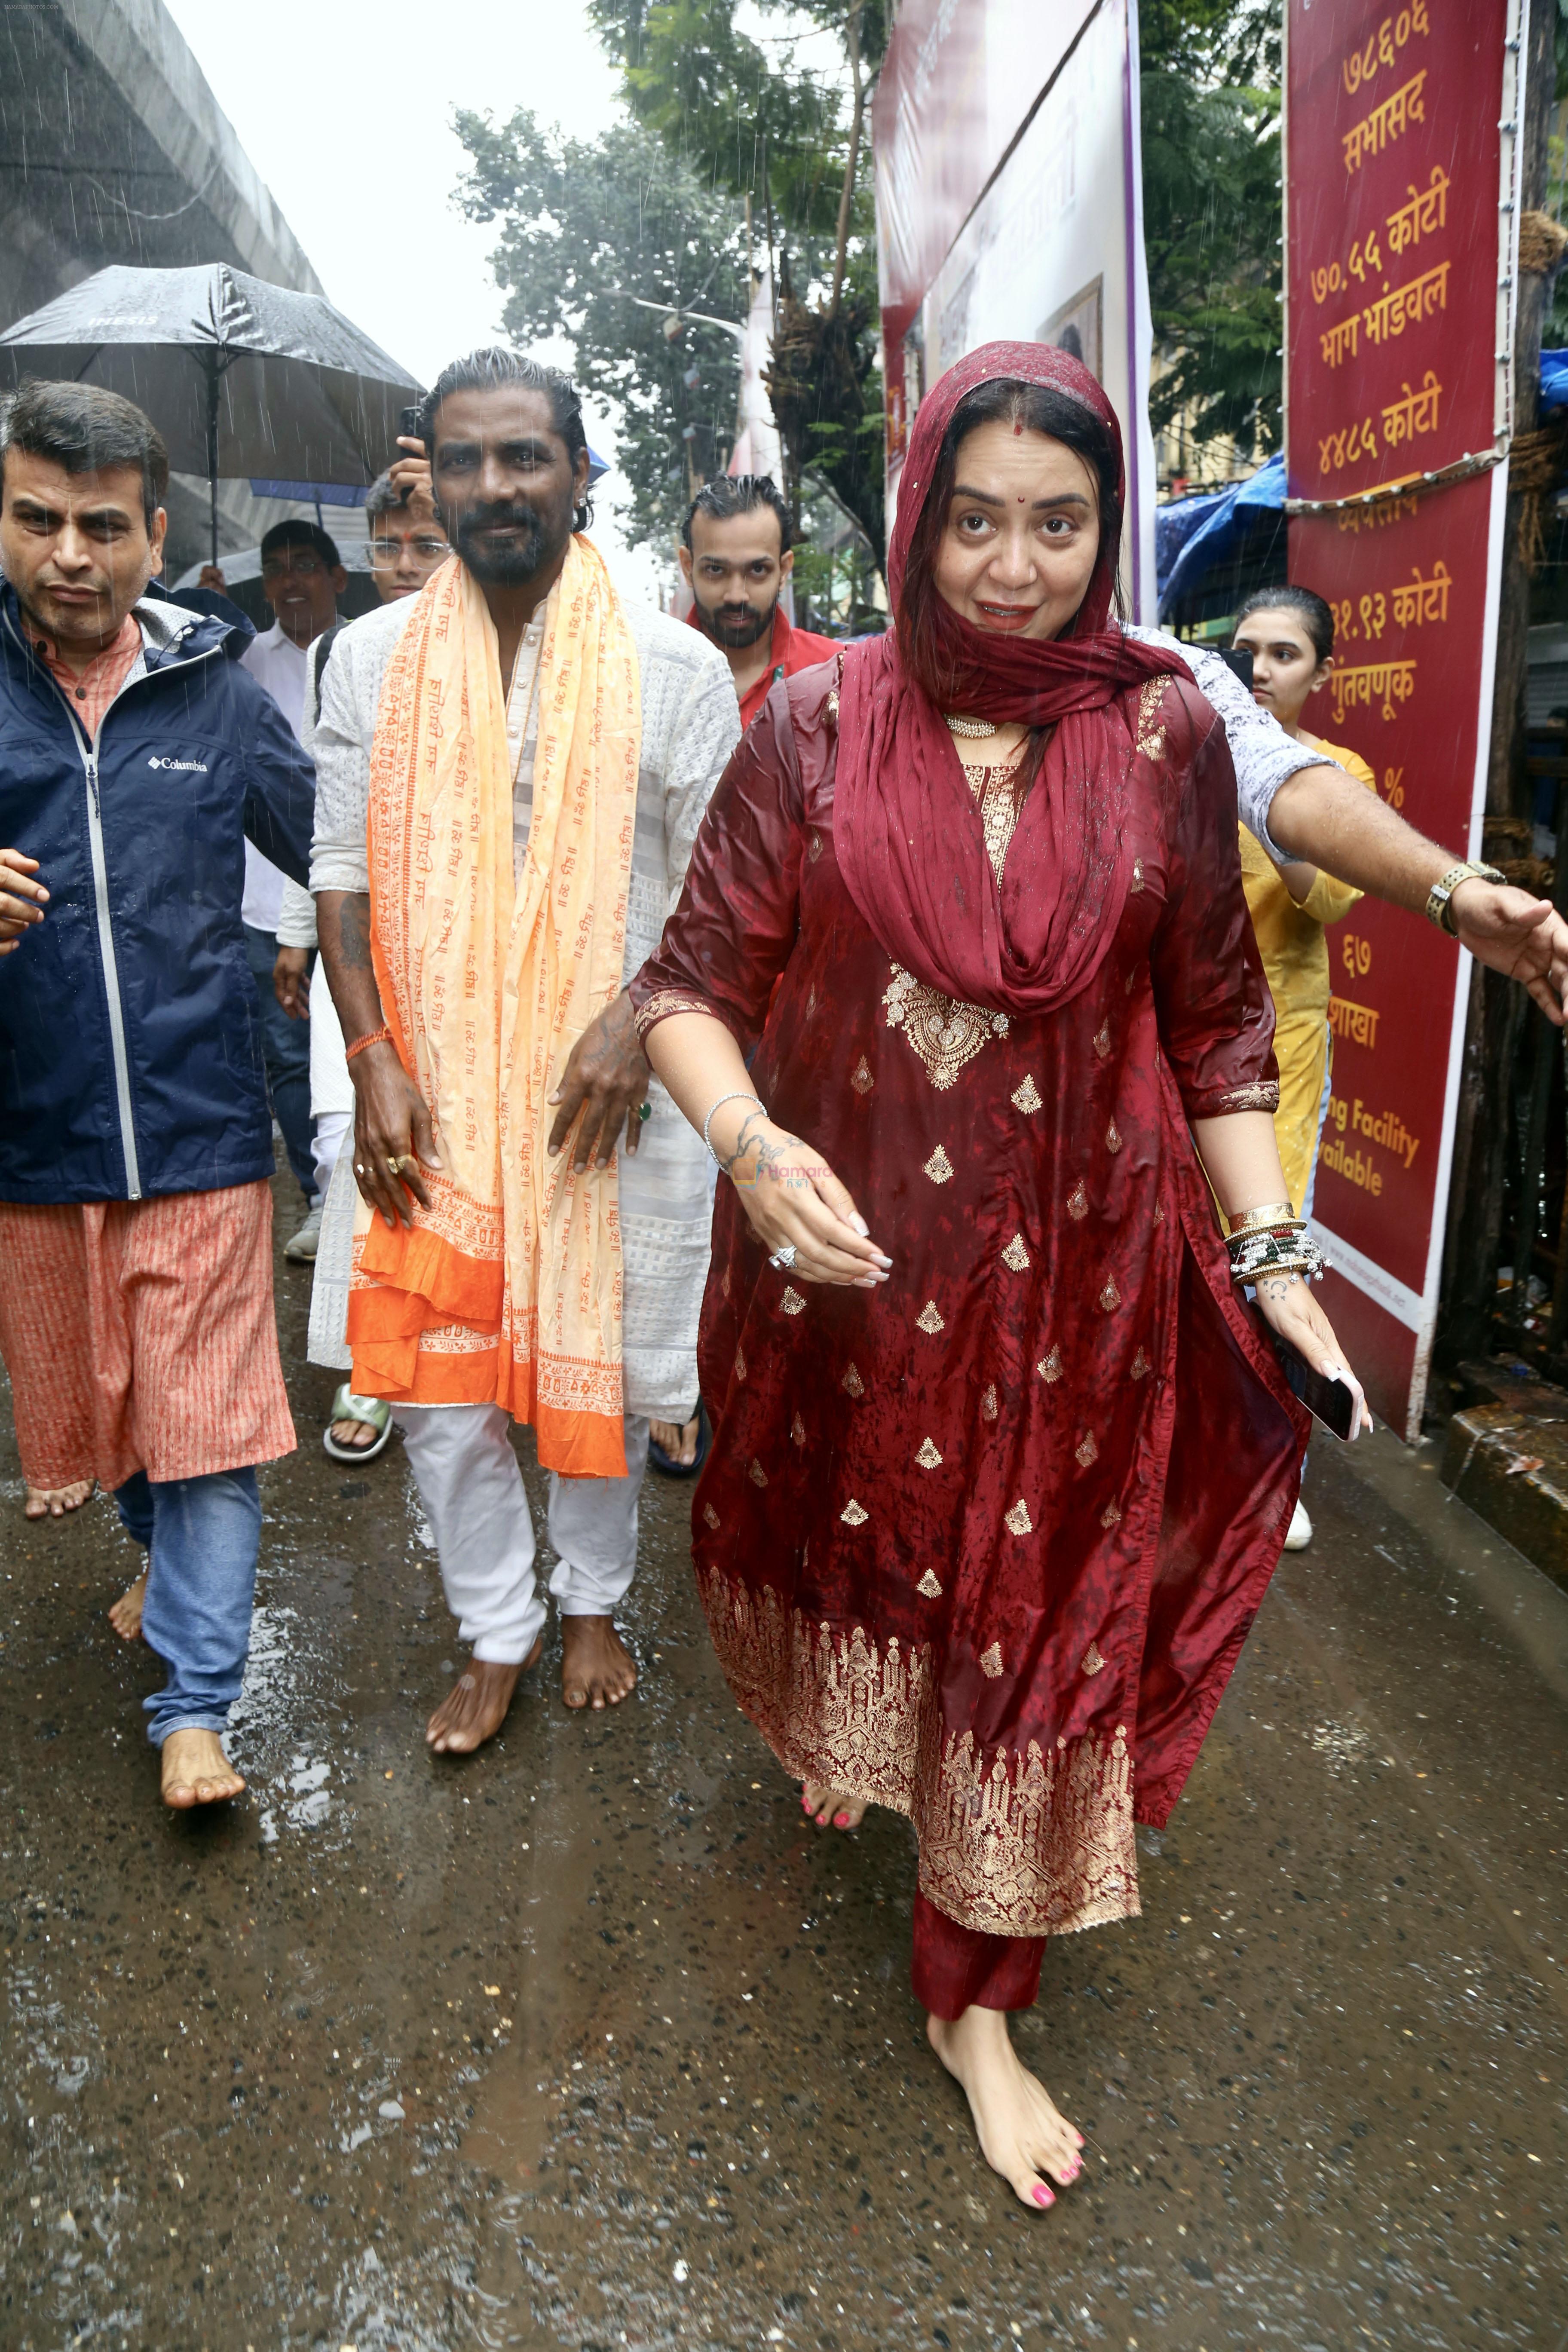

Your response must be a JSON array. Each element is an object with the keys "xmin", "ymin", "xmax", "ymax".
[{"xmin": 0, "ymin": 380, "xmax": 313, "ymax": 1812}]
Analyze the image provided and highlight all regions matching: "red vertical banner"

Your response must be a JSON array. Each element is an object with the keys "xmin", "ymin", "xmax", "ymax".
[{"xmin": 1284, "ymin": 0, "xmax": 1524, "ymax": 1436}]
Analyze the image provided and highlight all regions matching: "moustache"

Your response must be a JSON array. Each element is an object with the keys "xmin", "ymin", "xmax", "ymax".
[{"xmin": 458, "ymin": 502, "xmax": 543, "ymax": 537}]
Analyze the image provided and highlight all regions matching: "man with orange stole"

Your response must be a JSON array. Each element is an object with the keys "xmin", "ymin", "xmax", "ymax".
[{"xmin": 310, "ymin": 349, "xmax": 737, "ymax": 1747}]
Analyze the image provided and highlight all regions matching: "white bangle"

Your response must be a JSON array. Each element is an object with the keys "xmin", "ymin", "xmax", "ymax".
[{"xmin": 703, "ymin": 1090, "xmax": 767, "ymax": 1163}]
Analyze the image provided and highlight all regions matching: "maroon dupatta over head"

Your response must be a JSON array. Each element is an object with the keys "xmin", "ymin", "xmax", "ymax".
[{"xmin": 836, "ymin": 340, "xmax": 1192, "ymax": 1017}]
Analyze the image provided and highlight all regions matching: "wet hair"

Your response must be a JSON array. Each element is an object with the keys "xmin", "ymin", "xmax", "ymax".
[
  {"xmin": 259, "ymin": 518, "xmax": 342, "ymax": 570},
  {"xmin": 897, "ymin": 376, "xmax": 1123, "ymax": 736},
  {"xmin": 416, "ymin": 347, "xmax": 593, "ymax": 532},
  {"xmin": 0, "ymin": 378, "xmax": 168, "ymax": 529},
  {"xmin": 682, "ymin": 473, "xmax": 793, "ymax": 555},
  {"xmin": 364, "ymin": 467, "xmax": 410, "ymax": 524},
  {"xmin": 1234, "ymin": 584, "xmax": 1334, "ymax": 663}
]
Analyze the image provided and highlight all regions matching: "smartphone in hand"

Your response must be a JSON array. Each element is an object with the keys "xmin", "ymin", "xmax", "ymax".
[{"xmin": 1272, "ymin": 1334, "xmax": 1364, "ymax": 1441}]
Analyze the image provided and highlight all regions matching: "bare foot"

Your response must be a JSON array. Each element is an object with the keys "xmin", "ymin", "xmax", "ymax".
[
  {"xmin": 160, "ymin": 1729, "xmax": 245, "ymax": 1810},
  {"xmin": 650, "ymin": 1413, "xmax": 700, "ymax": 1467},
  {"xmin": 24, "ymin": 1478, "xmax": 94, "ymax": 1521},
  {"xmin": 560, "ymin": 1615, "xmax": 637, "ymax": 1710},
  {"xmin": 927, "ymin": 2004, "xmax": 1084, "ymax": 2211},
  {"xmin": 329, "ymin": 1416, "xmax": 381, "ymax": 1451},
  {"xmin": 426, "ymin": 1635, "xmax": 543, "ymax": 1754},
  {"xmin": 109, "ymin": 1570, "xmax": 147, "ymax": 1642},
  {"xmin": 802, "ymin": 1779, "xmax": 868, "ymax": 1830}
]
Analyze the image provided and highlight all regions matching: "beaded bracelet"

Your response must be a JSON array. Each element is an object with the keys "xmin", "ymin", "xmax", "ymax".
[
  {"xmin": 1228, "ymin": 1228, "xmax": 1327, "ymax": 1285},
  {"xmin": 344, "ymin": 1023, "xmax": 394, "ymax": 1063}
]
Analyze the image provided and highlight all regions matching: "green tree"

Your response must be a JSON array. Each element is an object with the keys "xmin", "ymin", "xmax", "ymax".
[
  {"xmin": 589, "ymin": 0, "xmax": 889, "ymax": 567},
  {"xmin": 1141, "ymin": 0, "xmax": 1284, "ymax": 462},
  {"xmin": 453, "ymin": 110, "xmax": 750, "ymax": 550}
]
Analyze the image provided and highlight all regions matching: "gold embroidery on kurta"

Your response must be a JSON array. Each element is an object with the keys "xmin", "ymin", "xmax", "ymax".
[
  {"xmin": 791, "ymin": 1412, "xmax": 807, "ymax": 1448},
  {"xmin": 1001, "ymin": 1233, "xmax": 1030, "ymax": 1271},
  {"xmin": 1004, "ymin": 1499, "xmax": 1033, "ymax": 1535},
  {"xmin": 1081, "ymin": 1641, "xmax": 1106, "ymax": 1676},
  {"xmin": 1075, "ymin": 1431, "xmax": 1099, "ymax": 1467},
  {"xmin": 808, "ymin": 829, "xmax": 823, "ymax": 863},
  {"xmin": 924, "ymin": 1144, "xmax": 954, "ymax": 1184},
  {"xmin": 968, "ymin": 763, "xmax": 1023, "ymax": 882},
  {"xmin": 1106, "ymin": 1119, "xmax": 1123, "ymax": 1154},
  {"xmin": 1152, "ymin": 1202, "xmax": 1166, "ymax": 1225},
  {"xmin": 1067, "ymin": 1181, "xmax": 1089, "ymax": 1220},
  {"xmin": 916, "ymin": 1569, "xmax": 943, "ymax": 1599},
  {"xmin": 720, "ymin": 1268, "xmax": 732, "ymax": 1301},
  {"xmin": 840, "ymin": 1498, "xmax": 869, "ymax": 1525},
  {"xmin": 1100, "ymin": 1500, "xmax": 1122, "ymax": 1528},
  {"xmin": 780, "ymin": 1286, "xmax": 806, "ymax": 1315},
  {"xmin": 749, "ymin": 1458, "xmax": 768, "ymax": 1487},
  {"xmin": 981, "ymin": 1383, "xmax": 998, "ymax": 1421},
  {"xmin": 695, "ymin": 1570, "xmax": 1139, "ymax": 1937},
  {"xmin": 1134, "ymin": 677, "xmax": 1167, "ymax": 762},
  {"xmin": 1130, "ymin": 858, "xmax": 1145, "ymax": 891},
  {"xmin": 1130, "ymin": 1346, "xmax": 1150, "ymax": 1379},
  {"xmin": 1099, "ymin": 1277, "xmax": 1120, "ymax": 1312},
  {"xmin": 883, "ymin": 965, "xmax": 1009, "ymax": 1091},
  {"xmin": 922, "ymin": 1724, "xmax": 1139, "ymax": 1936},
  {"xmin": 916, "ymin": 1300, "xmax": 946, "ymax": 1334},
  {"xmin": 1093, "ymin": 1021, "xmax": 1112, "ymax": 1059},
  {"xmin": 980, "ymin": 1642, "xmax": 1004, "ymax": 1677},
  {"xmin": 1038, "ymin": 1345, "xmax": 1063, "ymax": 1382},
  {"xmin": 842, "ymin": 1362, "xmax": 866, "ymax": 1397},
  {"xmin": 734, "ymin": 1344, "xmax": 747, "ymax": 1382},
  {"xmin": 1214, "ymin": 1081, "xmax": 1280, "ymax": 1112},
  {"xmin": 703, "ymin": 1502, "xmax": 721, "ymax": 1529},
  {"xmin": 1012, "ymin": 1074, "xmax": 1043, "ymax": 1115},
  {"xmin": 851, "ymin": 1054, "xmax": 874, "ymax": 1094},
  {"xmin": 916, "ymin": 1437, "xmax": 943, "ymax": 1468}
]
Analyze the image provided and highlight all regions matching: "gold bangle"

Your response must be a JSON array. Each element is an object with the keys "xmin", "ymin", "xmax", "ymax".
[{"xmin": 1227, "ymin": 1201, "xmax": 1296, "ymax": 1236}]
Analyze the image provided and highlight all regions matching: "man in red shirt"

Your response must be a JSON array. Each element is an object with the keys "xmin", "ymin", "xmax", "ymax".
[{"xmin": 680, "ymin": 475, "xmax": 837, "ymax": 731}]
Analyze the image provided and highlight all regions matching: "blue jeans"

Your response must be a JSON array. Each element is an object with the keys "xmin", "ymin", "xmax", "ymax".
[
  {"xmin": 115, "ymin": 1469, "xmax": 261, "ymax": 1744},
  {"xmin": 244, "ymin": 923, "xmax": 315, "ymax": 1204}
]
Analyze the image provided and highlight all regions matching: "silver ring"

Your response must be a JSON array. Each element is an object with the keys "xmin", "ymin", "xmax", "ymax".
[
  {"xmin": 354, "ymin": 1161, "xmax": 367, "ymax": 1176},
  {"xmin": 769, "ymin": 1243, "xmax": 797, "ymax": 1271}
]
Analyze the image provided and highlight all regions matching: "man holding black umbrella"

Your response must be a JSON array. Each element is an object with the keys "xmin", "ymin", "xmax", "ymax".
[{"xmin": 0, "ymin": 381, "xmax": 314, "ymax": 1812}]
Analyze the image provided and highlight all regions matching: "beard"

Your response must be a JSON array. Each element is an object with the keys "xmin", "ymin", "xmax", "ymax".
[
  {"xmin": 451, "ymin": 499, "xmax": 560, "ymax": 586},
  {"xmin": 693, "ymin": 593, "xmax": 776, "ymax": 651}
]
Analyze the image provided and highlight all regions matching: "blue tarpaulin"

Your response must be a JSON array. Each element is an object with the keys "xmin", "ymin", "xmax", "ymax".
[
  {"xmin": 1540, "ymin": 349, "xmax": 1568, "ymax": 413},
  {"xmin": 1156, "ymin": 453, "xmax": 1285, "ymax": 617}
]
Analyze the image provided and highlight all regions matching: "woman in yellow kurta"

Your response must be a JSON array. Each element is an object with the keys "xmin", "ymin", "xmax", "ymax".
[{"xmin": 1231, "ymin": 588, "xmax": 1375, "ymax": 1548}]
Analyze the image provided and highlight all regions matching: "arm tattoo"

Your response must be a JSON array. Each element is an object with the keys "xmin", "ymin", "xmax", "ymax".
[{"xmin": 340, "ymin": 893, "xmax": 374, "ymax": 971}]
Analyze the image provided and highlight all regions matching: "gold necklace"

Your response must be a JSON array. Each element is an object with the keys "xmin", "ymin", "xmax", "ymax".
[{"xmin": 945, "ymin": 714, "xmax": 995, "ymax": 738}]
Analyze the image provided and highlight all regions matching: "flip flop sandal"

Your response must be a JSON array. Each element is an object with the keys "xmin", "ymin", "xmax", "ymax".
[
  {"xmin": 322, "ymin": 1387, "xmax": 395, "ymax": 1464},
  {"xmin": 648, "ymin": 1397, "xmax": 710, "ymax": 1479}
]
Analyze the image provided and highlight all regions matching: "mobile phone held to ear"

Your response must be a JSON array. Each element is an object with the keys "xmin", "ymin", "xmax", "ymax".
[
  {"xmin": 1272, "ymin": 1334, "xmax": 1361, "ymax": 1442},
  {"xmin": 398, "ymin": 404, "xmax": 423, "ymax": 443}
]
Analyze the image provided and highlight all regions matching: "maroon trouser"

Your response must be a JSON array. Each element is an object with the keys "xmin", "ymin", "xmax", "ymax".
[{"xmin": 911, "ymin": 1893, "xmax": 1046, "ymax": 2018}]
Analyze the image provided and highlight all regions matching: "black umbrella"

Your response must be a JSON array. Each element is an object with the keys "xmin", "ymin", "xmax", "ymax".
[{"xmin": 0, "ymin": 263, "xmax": 420, "ymax": 565}]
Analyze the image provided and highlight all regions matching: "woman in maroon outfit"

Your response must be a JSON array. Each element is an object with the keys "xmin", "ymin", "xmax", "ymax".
[{"xmin": 631, "ymin": 343, "xmax": 1365, "ymax": 2208}]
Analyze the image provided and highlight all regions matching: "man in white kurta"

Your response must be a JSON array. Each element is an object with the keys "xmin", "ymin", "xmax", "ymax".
[{"xmin": 309, "ymin": 351, "xmax": 738, "ymax": 1746}]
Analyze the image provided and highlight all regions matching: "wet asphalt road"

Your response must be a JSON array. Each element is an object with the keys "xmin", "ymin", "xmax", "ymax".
[{"xmin": 3, "ymin": 1167, "xmax": 1565, "ymax": 2351}]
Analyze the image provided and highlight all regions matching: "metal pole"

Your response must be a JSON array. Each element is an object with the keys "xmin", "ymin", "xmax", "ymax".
[{"xmin": 206, "ymin": 361, "xmax": 220, "ymax": 570}]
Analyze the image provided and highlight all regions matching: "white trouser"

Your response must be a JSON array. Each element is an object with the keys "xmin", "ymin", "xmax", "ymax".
[
  {"xmin": 309, "ymin": 956, "xmax": 355, "ymax": 1200},
  {"xmin": 394, "ymin": 1402, "xmax": 650, "ymax": 1663}
]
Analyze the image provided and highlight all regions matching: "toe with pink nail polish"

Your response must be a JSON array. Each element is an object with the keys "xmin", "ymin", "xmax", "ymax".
[{"xmin": 1032, "ymin": 2183, "xmax": 1054, "ymax": 2207}]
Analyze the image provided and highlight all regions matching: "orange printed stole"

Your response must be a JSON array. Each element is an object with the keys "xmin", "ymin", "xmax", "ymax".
[{"xmin": 347, "ymin": 541, "xmax": 640, "ymax": 1477}]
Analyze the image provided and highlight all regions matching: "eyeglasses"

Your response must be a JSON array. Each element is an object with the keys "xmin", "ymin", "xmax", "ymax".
[
  {"xmin": 261, "ymin": 551, "xmax": 326, "ymax": 580},
  {"xmin": 367, "ymin": 536, "xmax": 450, "ymax": 566}
]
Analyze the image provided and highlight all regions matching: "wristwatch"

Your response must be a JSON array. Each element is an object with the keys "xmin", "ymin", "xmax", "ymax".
[{"xmin": 1425, "ymin": 861, "xmax": 1505, "ymax": 936}]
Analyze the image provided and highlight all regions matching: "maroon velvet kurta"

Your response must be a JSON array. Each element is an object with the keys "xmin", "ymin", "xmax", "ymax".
[{"xmin": 632, "ymin": 663, "xmax": 1307, "ymax": 1942}]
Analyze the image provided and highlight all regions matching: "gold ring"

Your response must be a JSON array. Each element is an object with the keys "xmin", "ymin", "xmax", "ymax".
[{"xmin": 386, "ymin": 1155, "xmax": 407, "ymax": 1176}]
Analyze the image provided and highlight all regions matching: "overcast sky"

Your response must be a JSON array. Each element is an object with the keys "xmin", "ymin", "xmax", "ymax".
[{"xmin": 160, "ymin": 0, "xmax": 661, "ymax": 586}]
